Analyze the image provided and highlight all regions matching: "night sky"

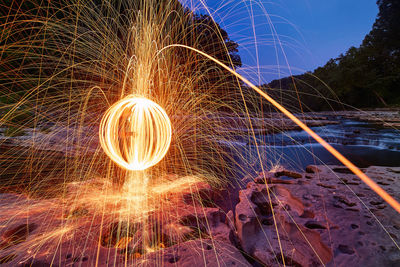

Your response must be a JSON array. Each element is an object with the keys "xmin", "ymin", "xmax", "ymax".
[{"xmin": 181, "ymin": 0, "xmax": 379, "ymax": 83}]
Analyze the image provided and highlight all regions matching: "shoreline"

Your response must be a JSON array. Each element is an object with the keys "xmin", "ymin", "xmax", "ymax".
[{"xmin": 0, "ymin": 164, "xmax": 398, "ymax": 266}]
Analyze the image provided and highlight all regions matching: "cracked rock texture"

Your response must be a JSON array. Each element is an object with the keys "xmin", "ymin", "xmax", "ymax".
[
  {"xmin": 0, "ymin": 165, "xmax": 399, "ymax": 266},
  {"xmin": 231, "ymin": 165, "xmax": 400, "ymax": 267}
]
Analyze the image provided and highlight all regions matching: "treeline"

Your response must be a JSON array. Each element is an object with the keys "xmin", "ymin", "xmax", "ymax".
[
  {"xmin": 265, "ymin": 0, "xmax": 400, "ymax": 111},
  {"xmin": 0, "ymin": 0, "xmax": 245, "ymax": 138},
  {"xmin": 0, "ymin": 0, "xmax": 242, "ymax": 104}
]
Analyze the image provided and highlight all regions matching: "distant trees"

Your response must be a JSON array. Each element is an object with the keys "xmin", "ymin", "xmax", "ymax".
[
  {"xmin": 0, "ymin": 0, "xmax": 242, "ymax": 104},
  {"xmin": 267, "ymin": 0, "xmax": 400, "ymax": 111}
]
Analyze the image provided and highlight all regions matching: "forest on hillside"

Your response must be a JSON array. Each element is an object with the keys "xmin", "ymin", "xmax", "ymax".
[
  {"xmin": 0, "ymin": 0, "xmax": 241, "ymax": 106},
  {"xmin": 265, "ymin": 0, "xmax": 400, "ymax": 111},
  {"xmin": 2, "ymin": 0, "xmax": 399, "ymax": 114}
]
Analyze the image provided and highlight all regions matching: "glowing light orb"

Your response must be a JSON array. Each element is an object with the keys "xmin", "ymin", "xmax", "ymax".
[{"xmin": 99, "ymin": 96, "xmax": 172, "ymax": 171}]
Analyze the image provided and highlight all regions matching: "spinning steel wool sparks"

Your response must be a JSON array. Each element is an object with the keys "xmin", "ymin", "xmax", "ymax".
[
  {"xmin": 0, "ymin": 1, "xmax": 399, "ymax": 266},
  {"xmin": 99, "ymin": 96, "xmax": 172, "ymax": 171}
]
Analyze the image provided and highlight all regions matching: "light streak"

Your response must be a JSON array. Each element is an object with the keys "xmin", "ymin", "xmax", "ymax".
[
  {"xmin": 159, "ymin": 44, "xmax": 400, "ymax": 214},
  {"xmin": 99, "ymin": 96, "xmax": 172, "ymax": 171},
  {"xmin": 2, "ymin": 1, "xmax": 398, "ymax": 265}
]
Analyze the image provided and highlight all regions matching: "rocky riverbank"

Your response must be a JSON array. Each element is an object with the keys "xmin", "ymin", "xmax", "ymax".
[
  {"xmin": 132, "ymin": 165, "xmax": 400, "ymax": 266},
  {"xmin": 316, "ymin": 109, "xmax": 400, "ymax": 128},
  {"xmin": 2, "ymin": 109, "xmax": 399, "ymax": 155},
  {"xmin": 230, "ymin": 165, "xmax": 400, "ymax": 266},
  {"xmin": 0, "ymin": 165, "xmax": 398, "ymax": 266}
]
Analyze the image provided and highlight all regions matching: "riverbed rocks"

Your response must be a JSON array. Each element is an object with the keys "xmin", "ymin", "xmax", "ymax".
[
  {"xmin": 214, "ymin": 114, "xmax": 340, "ymax": 134},
  {"xmin": 0, "ymin": 165, "xmax": 399, "ymax": 266},
  {"xmin": 316, "ymin": 109, "xmax": 400, "ymax": 128},
  {"xmin": 230, "ymin": 165, "xmax": 400, "ymax": 266},
  {"xmin": 234, "ymin": 177, "xmax": 332, "ymax": 266},
  {"xmin": 137, "ymin": 239, "xmax": 250, "ymax": 267},
  {"xmin": 0, "ymin": 177, "xmax": 250, "ymax": 267}
]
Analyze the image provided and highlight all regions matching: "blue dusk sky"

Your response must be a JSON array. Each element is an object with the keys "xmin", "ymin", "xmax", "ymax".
[{"xmin": 181, "ymin": 0, "xmax": 379, "ymax": 83}]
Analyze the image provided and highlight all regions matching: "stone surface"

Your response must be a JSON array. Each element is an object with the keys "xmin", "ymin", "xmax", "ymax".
[
  {"xmin": 231, "ymin": 165, "xmax": 400, "ymax": 267},
  {"xmin": 234, "ymin": 181, "xmax": 332, "ymax": 266},
  {"xmin": 137, "ymin": 239, "xmax": 250, "ymax": 267},
  {"xmin": 0, "ymin": 165, "xmax": 399, "ymax": 266},
  {"xmin": 317, "ymin": 109, "xmax": 400, "ymax": 129},
  {"xmin": 0, "ymin": 177, "xmax": 248, "ymax": 267}
]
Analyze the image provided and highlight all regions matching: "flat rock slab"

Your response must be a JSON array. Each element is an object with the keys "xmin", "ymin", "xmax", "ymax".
[
  {"xmin": 317, "ymin": 110, "xmax": 400, "ymax": 128},
  {"xmin": 0, "ymin": 175, "xmax": 250, "ymax": 267},
  {"xmin": 232, "ymin": 165, "xmax": 400, "ymax": 267},
  {"xmin": 0, "ymin": 165, "xmax": 399, "ymax": 266},
  {"xmin": 137, "ymin": 239, "xmax": 250, "ymax": 267}
]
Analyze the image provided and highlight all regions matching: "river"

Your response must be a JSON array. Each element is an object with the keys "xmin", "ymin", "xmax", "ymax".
[{"xmin": 224, "ymin": 118, "xmax": 400, "ymax": 172}]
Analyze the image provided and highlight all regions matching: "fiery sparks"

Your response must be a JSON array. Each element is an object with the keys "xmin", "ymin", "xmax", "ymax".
[
  {"xmin": 0, "ymin": 0, "xmax": 399, "ymax": 266},
  {"xmin": 99, "ymin": 96, "xmax": 172, "ymax": 171}
]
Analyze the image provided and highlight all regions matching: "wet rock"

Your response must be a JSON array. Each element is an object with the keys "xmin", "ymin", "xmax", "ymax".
[
  {"xmin": 275, "ymin": 170, "xmax": 302, "ymax": 179},
  {"xmin": 306, "ymin": 165, "xmax": 321, "ymax": 173},
  {"xmin": 254, "ymin": 171, "xmax": 296, "ymax": 185},
  {"xmin": 320, "ymin": 110, "xmax": 400, "ymax": 129}
]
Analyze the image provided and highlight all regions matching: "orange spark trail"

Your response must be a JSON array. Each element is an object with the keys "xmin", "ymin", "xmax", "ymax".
[{"xmin": 160, "ymin": 44, "xmax": 400, "ymax": 214}]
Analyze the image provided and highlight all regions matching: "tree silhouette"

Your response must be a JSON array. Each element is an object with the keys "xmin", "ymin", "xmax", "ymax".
[{"xmin": 267, "ymin": 0, "xmax": 400, "ymax": 110}]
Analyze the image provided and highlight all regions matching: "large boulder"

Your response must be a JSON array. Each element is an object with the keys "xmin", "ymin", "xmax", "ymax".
[{"xmin": 232, "ymin": 165, "xmax": 400, "ymax": 267}]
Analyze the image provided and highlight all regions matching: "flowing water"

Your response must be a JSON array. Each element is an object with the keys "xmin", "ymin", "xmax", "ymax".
[{"xmin": 224, "ymin": 118, "xmax": 400, "ymax": 172}]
